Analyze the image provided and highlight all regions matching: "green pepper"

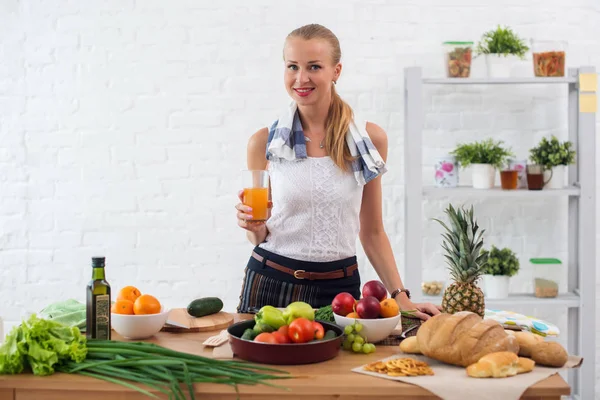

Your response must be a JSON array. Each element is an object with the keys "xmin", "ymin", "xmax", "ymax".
[
  {"xmin": 282, "ymin": 301, "xmax": 315, "ymax": 325},
  {"xmin": 254, "ymin": 305, "xmax": 286, "ymax": 330}
]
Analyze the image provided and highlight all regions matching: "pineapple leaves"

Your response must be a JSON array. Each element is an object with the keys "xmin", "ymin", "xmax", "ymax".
[{"xmin": 432, "ymin": 204, "xmax": 488, "ymax": 283}]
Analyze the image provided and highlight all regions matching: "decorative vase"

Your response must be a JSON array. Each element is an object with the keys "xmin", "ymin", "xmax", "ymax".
[
  {"xmin": 544, "ymin": 166, "xmax": 565, "ymax": 189},
  {"xmin": 482, "ymin": 275, "xmax": 510, "ymax": 299},
  {"xmin": 471, "ymin": 164, "xmax": 495, "ymax": 189},
  {"xmin": 434, "ymin": 156, "xmax": 459, "ymax": 188},
  {"xmin": 508, "ymin": 159, "xmax": 528, "ymax": 188},
  {"xmin": 485, "ymin": 54, "xmax": 520, "ymax": 78}
]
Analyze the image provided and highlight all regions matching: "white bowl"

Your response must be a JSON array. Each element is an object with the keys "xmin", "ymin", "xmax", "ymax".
[
  {"xmin": 333, "ymin": 313, "xmax": 401, "ymax": 343},
  {"xmin": 111, "ymin": 308, "xmax": 170, "ymax": 340}
]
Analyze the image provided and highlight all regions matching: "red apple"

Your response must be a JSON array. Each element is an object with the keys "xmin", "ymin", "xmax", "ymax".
[
  {"xmin": 332, "ymin": 292, "xmax": 356, "ymax": 316},
  {"xmin": 362, "ymin": 280, "xmax": 387, "ymax": 302},
  {"xmin": 356, "ymin": 296, "xmax": 381, "ymax": 319}
]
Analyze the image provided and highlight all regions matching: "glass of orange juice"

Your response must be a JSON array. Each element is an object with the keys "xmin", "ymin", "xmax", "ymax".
[{"xmin": 242, "ymin": 170, "xmax": 269, "ymax": 222}]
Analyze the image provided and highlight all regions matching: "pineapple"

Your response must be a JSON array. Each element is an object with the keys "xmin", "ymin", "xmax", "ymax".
[{"xmin": 433, "ymin": 204, "xmax": 488, "ymax": 318}]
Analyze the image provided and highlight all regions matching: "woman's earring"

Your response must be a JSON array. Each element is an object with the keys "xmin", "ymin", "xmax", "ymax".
[{"xmin": 332, "ymin": 80, "xmax": 337, "ymax": 85}]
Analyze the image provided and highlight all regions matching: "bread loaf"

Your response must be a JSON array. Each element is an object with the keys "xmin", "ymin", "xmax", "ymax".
[
  {"xmin": 504, "ymin": 330, "xmax": 544, "ymax": 357},
  {"xmin": 530, "ymin": 341, "xmax": 568, "ymax": 367},
  {"xmin": 399, "ymin": 336, "xmax": 421, "ymax": 354},
  {"xmin": 416, "ymin": 311, "xmax": 519, "ymax": 367},
  {"xmin": 466, "ymin": 352, "xmax": 519, "ymax": 378}
]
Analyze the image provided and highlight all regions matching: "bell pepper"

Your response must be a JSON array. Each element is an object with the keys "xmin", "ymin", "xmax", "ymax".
[
  {"xmin": 282, "ymin": 301, "xmax": 315, "ymax": 325},
  {"xmin": 254, "ymin": 305, "xmax": 286, "ymax": 331}
]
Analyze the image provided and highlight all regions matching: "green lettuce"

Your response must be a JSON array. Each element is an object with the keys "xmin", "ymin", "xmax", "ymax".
[{"xmin": 0, "ymin": 314, "xmax": 87, "ymax": 376}]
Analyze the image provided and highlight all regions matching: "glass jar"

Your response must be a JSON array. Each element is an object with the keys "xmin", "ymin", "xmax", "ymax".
[
  {"xmin": 531, "ymin": 258, "xmax": 562, "ymax": 297},
  {"xmin": 443, "ymin": 42, "xmax": 473, "ymax": 78},
  {"xmin": 531, "ymin": 40, "xmax": 567, "ymax": 77},
  {"xmin": 421, "ymin": 280, "xmax": 445, "ymax": 296}
]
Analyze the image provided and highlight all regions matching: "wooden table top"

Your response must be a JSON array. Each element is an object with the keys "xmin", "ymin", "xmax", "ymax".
[{"xmin": 0, "ymin": 313, "xmax": 571, "ymax": 400}]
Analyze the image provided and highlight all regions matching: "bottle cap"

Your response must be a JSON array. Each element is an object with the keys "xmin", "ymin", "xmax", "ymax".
[{"xmin": 92, "ymin": 257, "xmax": 106, "ymax": 267}]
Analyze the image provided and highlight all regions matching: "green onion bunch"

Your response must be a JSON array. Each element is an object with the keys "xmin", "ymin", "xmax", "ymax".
[{"xmin": 57, "ymin": 340, "xmax": 291, "ymax": 400}]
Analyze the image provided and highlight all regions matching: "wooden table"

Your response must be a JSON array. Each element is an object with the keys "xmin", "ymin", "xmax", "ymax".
[{"xmin": 0, "ymin": 314, "xmax": 571, "ymax": 400}]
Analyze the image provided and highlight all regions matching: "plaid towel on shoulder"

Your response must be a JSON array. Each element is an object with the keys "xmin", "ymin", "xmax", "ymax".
[{"xmin": 266, "ymin": 102, "xmax": 387, "ymax": 185}]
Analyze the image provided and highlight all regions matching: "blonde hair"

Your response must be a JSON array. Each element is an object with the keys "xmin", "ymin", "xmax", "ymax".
[{"xmin": 285, "ymin": 24, "xmax": 355, "ymax": 172}]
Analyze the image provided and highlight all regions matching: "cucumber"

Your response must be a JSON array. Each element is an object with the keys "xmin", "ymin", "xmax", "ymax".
[
  {"xmin": 186, "ymin": 297, "xmax": 224, "ymax": 318},
  {"xmin": 241, "ymin": 328, "xmax": 258, "ymax": 341}
]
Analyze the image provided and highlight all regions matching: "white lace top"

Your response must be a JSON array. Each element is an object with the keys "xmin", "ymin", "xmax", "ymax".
[{"xmin": 258, "ymin": 156, "xmax": 364, "ymax": 262}]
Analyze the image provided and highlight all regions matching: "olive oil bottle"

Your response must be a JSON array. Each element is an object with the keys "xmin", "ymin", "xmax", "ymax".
[{"xmin": 86, "ymin": 257, "xmax": 111, "ymax": 340}]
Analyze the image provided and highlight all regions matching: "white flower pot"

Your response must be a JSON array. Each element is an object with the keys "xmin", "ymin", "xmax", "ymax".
[
  {"xmin": 471, "ymin": 164, "xmax": 496, "ymax": 189},
  {"xmin": 482, "ymin": 275, "xmax": 510, "ymax": 299},
  {"xmin": 485, "ymin": 54, "xmax": 520, "ymax": 78},
  {"xmin": 543, "ymin": 166, "xmax": 565, "ymax": 189}
]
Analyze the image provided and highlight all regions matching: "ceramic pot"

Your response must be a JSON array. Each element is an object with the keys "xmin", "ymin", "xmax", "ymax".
[
  {"xmin": 482, "ymin": 275, "xmax": 510, "ymax": 299},
  {"xmin": 471, "ymin": 164, "xmax": 496, "ymax": 189},
  {"xmin": 485, "ymin": 54, "xmax": 520, "ymax": 78},
  {"xmin": 544, "ymin": 166, "xmax": 565, "ymax": 189}
]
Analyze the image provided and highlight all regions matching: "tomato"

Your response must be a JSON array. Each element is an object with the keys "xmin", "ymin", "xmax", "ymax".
[
  {"xmin": 288, "ymin": 317, "xmax": 314, "ymax": 343},
  {"xmin": 271, "ymin": 331, "xmax": 292, "ymax": 344},
  {"xmin": 254, "ymin": 332, "xmax": 277, "ymax": 344},
  {"xmin": 277, "ymin": 325, "xmax": 289, "ymax": 337},
  {"xmin": 312, "ymin": 321, "xmax": 325, "ymax": 340}
]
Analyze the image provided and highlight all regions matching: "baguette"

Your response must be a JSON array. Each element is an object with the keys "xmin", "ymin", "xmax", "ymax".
[
  {"xmin": 466, "ymin": 352, "xmax": 519, "ymax": 378},
  {"xmin": 417, "ymin": 312, "xmax": 519, "ymax": 367},
  {"xmin": 530, "ymin": 341, "xmax": 568, "ymax": 367},
  {"xmin": 399, "ymin": 336, "xmax": 421, "ymax": 354},
  {"xmin": 504, "ymin": 330, "xmax": 544, "ymax": 357}
]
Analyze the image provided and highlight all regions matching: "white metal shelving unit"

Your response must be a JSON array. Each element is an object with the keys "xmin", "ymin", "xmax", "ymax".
[{"xmin": 403, "ymin": 66, "xmax": 596, "ymax": 399}]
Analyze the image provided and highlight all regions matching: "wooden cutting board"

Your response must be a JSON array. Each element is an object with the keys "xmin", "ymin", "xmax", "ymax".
[{"xmin": 161, "ymin": 309, "xmax": 235, "ymax": 333}]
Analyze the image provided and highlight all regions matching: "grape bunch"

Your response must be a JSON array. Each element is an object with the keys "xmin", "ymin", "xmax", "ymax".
[{"xmin": 342, "ymin": 322, "xmax": 376, "ymax": 354}]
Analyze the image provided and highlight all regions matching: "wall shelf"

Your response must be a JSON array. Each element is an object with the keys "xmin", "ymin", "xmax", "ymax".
[
  {"xmin": 423, "ymin": 77, "xmax": 578, "ymax": 85},
  {"xmin": 419, "ymin": 292, "xmax": 581, "ymax": 309},
  {"xmin": 422, "ymin": 186, "xmax": 581, "ymax": 198},
  {"xmin": 404, "ymin": 66, "xmax": 596, "ymax": 399}
]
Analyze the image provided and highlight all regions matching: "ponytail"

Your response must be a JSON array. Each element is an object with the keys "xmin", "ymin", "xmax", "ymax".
[{"xmin": 326, "ymin": 84, "xmax": 355, "ymax": 172}]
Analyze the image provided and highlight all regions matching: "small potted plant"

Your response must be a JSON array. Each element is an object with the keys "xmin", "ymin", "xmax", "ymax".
[
  {"xmin": 450, "ymin": 139, "xmax": 514, "ymax": 189},
  {"xmin": 529, "ymin": 135, "xmax": 576, "ymax": 189},
  {"xmin": 480, "ymin": 245, "xmax": 520, "ymax": 299},
  {"xmin": 475, "ymin": 25, "xmax": 529, "ymax": 78}
]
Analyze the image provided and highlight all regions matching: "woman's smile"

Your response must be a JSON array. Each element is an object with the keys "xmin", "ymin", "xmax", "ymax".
[{"xmin": 293, "ymin": 87, "xmax": 315, "ymax": 97}]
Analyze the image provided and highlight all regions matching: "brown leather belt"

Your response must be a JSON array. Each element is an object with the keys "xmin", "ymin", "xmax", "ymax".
[{"xmin": 252, "ymin": 251, "xmax": 358, "ymax": 280}]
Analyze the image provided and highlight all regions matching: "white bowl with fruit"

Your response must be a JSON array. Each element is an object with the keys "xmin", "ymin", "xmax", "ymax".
[
  {"xmin": 110, "ymin": 286, "xmax": 170, "ymax": 340},
  {"xmin": 332, "ymin": 280, "xmax": 401, "ymax": 345}
]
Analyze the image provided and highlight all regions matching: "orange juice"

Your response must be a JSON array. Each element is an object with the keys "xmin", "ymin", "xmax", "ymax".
[{"xmin": 243, "ymin": 187, "xmax": 269, "ymax": 221}]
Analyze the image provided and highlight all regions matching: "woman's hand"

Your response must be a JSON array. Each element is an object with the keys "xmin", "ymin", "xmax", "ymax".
[
  {"xmin": 396, "ymin": 296, "xmax": 442, "ymax": 321},
  {"xmin": 235, "ymin": 190, "xmax": 271, "ymax": 234}
]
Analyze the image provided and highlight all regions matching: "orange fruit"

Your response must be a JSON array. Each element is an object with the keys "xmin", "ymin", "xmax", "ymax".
[
  {"xmin": 133, "ymin": 294, "xmax": 161, "ymax": 315},
  {"xmin": 346, "ymin": 312, "xmax": 360, "ymax": 318},
  {"xmin": 117, "ymin": 286, "xmax": 142, "ymax": 303},
  {"xmin": 111, "ymin": 299, "xmax": 134, "ymax": 315},
  {"xmin": 379, "ymin": 298, "xmax": 399, "ymax": 318}
]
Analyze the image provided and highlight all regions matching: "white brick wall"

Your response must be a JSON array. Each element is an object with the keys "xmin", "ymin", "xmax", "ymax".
[{"xmin": 1, "ymin": 0, "xmax": 599, "ymax": 396}]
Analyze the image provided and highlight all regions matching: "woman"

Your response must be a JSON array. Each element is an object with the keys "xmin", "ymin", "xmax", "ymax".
[{"xmin": 235, "ymin": 23, "xmax": 440, "ymax": 321}]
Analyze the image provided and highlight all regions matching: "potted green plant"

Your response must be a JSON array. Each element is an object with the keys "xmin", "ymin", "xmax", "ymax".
[
  {"xmin": 450, "ymin": 139, "xmax": 514, "ymax": 189},
  {"xmin": 529, "ymin": 135, "xmax": 576, "ymax": 189},
  {"xmin": 475, "ymin": 25, "xmax": 529, "ymax": 78},
  {"xmin": 479, "ymin": 245, "xmax": 520, "ymax": 299}
]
